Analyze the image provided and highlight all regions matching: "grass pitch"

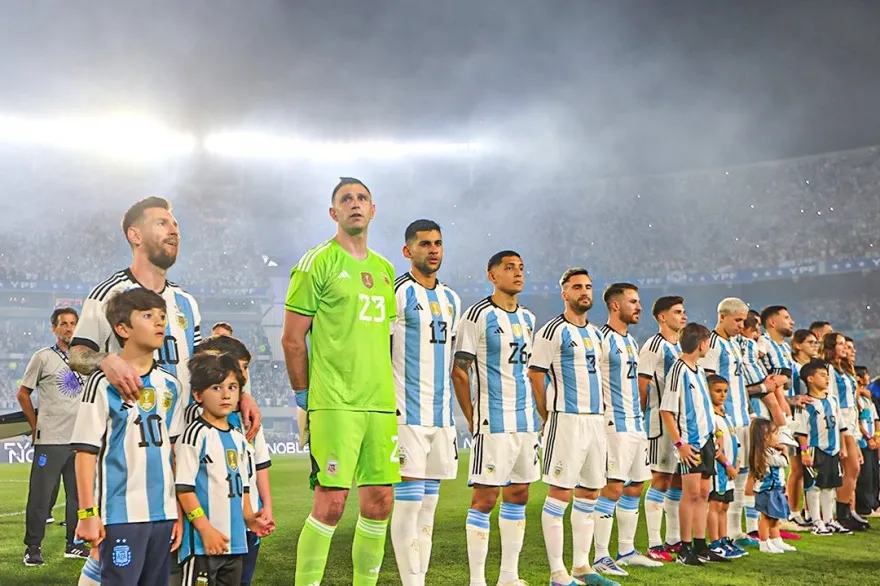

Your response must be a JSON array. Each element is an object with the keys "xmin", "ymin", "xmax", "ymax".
[{"xmin": 1, "ymin": 456, "xmax": 877, "ymax": 585}]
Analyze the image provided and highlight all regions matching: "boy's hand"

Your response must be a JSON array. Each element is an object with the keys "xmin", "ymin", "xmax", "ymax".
[
  {"xmin": 801, "ymin": 451, "xmax": 813, "ymax": 468},
  {"xmin": 76, "ymin": 516, "xmax": 105, "ymax": 546},
  {"xmin": 198, "ymin": 523, "xmax": 230, "ymax": 555},
  {"xmin": 868, "ymin": 437, "xmax": 878, "ymax": 450},
  {"xmin": 725, "ymin": 464, "xmax": 739, "ymax": 480},
  {"xmin": 249, "ymin": 508, "xmax": 276, "ymax": 537},
  {"xmin": 170, "ymin": 517, "xmax": 183, "ymax": 552}
]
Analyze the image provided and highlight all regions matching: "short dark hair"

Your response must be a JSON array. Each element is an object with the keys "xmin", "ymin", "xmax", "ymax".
[
  {"xmin": 331, "ymin": 177, "xmax": 370, "ymax": 204},
  {"xmin": 800, "ymin": 359, "xmax": 828, "ymax": 387},
  {"xmin": 809, "ymin": 321, "xmax": 831, "ymax": 332},
  {"xmin": 844, "ymin": 336, "xmax": 854, "ymax": 343},
  {"xmin": 680, "ymin": 323, "xmax": 711, "ymax": 353},
  {"xmin": 404, "ymin": 219, "xmax": 442, "ymax": 244},
  {"xmin": 603, "ymin": 282, "xmax": 638, "ymax": 307},
  {"xmin": 559, "ymin": 267, "xmax": 590, "ymax": 288},
  {"xmin": 211, "ymin": 321, "xmax": 233, "ymax": 334},
  {"xmin": 707, "ymin": 373, "xmax": 728, "ymax": 387},
  {"xmin": 856, "ymin": 365, "xmax": 869, "ymax": 378},
  {"xmin": 50, "ymin": 307, "xmax": 78, "ymax": 327},
  {"xmin": 195, "ymin": 335, "xmax": 252, "ymax": 364},
  {"xmin": 743, "ymin": 314, "xmax": 760, "ymax": 330},
  {"xmin": 747, "ymin": 309, "xmax": 760, "ymax": 319},
  {"xmin": 760, "ymin": 305, "xmax": 788, "ymax": 327},
  {"xmin": 487, "ymin": 250, "xmax": 521, "ymax": 271},
  {"xmin": 122, "ymin": 196, "xmax": 171, "ymax": 244},
  {"xmin": 652, "ymin": 295, "xmax": 684, "ymax": 318},
  {"xmin": 188, "ymin": 353, "xmax": 246, "ymax": 396},
  {"xmin": 105, "ymin": 288, "xmax": 166, "ymax": 347}
]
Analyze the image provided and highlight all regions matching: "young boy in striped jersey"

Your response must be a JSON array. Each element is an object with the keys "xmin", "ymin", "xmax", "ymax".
[
  {"xmin": 71, "ymin": 288, "xmax": 185, "ymax": 586},
  {"xmin": 187, "ymin": 335, "xmax": 276, "ymax": 586},
  {"xmin": 660, "ymin": 323, "xmax": 718, "ymax": 565},
  {"xmin": 176, "ymin": 352, "xmax": 272, "ymax": 586},
  {"xmin": 706, "ymin": 375, "xmax": 747, "ymax": 559},
  {"xmin": 794, "ymin": 359, "xmax": 846, "ymax": 535}
]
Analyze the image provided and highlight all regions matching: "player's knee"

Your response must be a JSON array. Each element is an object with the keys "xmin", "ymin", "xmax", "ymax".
[
  {"xmin": 470, "ymin": 487, "xmax": 499, "ymax": 512},
  {"xmin": 360, "ymin": 487, "xmax": 393, "ymax": 519},
  {"xmin": 602, "ymin": 482, "xmax": 624, "ymax": 501},
  {"xmin": 652, "ymin": 473, "xmax": 672, "ymax": 492},
  {"xmin": 313, "ymin": 492, "xmax": 347, "ymax": 524},
  {"xmin": 503, "ymin": 484, "xmax": 529, "ymax": 505}
]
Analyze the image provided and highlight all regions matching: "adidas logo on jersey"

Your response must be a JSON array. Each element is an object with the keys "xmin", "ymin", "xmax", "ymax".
[
  {"xmin": 200, "ymin": 455, "xmax": 214, "ymax": 464},
  {"xmin": 494, "ymin": 327, "xmax": 504, "ymax": 334},
  {"xmin": 568, "ymin": 340, "xmax": 578, "ymax": 348},
  {"xmin": 337, "ymin": 270, "xmax": 351, "ymax": 279},
  {"xmin": 414, "ymin": 303, "xmax": 424, "ymax": 311}
]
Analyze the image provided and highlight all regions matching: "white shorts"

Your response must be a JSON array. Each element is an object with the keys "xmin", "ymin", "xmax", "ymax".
[
  {"xmin": 735, "ymin": 426, "xmax": 750, "ymax": 471},
  {"xmin": 398, "ymin": 424, "xmax": 458, "ymax": 480},
  {"xmin": 648, "ymin": 433, "xmax": 677, "ymax": 475},
  {"xmin": 840, "ymin": 407, "xmax": 858, "ymax": 438},
  {"xmin": 541, "ymin": 413, "xmax": 607, "ymax": 490},
  {"xmin": 605, "ymin": 431, "xmax": 651, "ymax": 483},
  {"xmin": 469, "ymin": 431, "xmax": 540, "ymax": 486}
]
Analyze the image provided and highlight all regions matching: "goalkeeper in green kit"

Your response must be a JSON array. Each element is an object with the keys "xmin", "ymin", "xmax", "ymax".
[{"xmin": 282, "ymin": 177, "xmax": 400, "ymax": 585}]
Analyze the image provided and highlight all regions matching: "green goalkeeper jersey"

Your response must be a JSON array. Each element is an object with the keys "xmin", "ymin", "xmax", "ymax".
[{"xmin": 285, "ymin": 238, "xmax": 397, "ymax": 412}]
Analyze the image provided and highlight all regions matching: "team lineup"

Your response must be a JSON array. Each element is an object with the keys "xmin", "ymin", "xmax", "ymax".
[{"xmin": 15, "ymin": 178, "xmax": 879, "ymax": 585}]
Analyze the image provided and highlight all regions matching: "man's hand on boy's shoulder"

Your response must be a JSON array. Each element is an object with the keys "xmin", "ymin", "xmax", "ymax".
[{"xmin": 239, "ymin": 393, "xmax": 262, "ymax": 441}]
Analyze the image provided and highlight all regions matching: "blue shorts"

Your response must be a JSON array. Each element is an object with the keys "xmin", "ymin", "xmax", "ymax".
[
  {"xmin": 241, "ymin": 531, "xmax": 261, "ymax": 585},
  {"xmin": 755, "ymin": 487, "xmax": 790, "ymax": 521},
  {"xmin": 100, "ymin": 520, "xmax": 174, "ymax": 586}
]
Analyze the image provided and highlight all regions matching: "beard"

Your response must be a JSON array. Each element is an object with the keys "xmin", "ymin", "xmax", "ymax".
[
  {"xmin": 146, "ymin": 240, "xmax": 178, "ymax": 270},
  {"xmin": 568, "ymin": 298, "xmax": 592, "ymax": 313},
  {"xmin": 414, "ymin": 257, "xmax": 441, "ymax": 276}
]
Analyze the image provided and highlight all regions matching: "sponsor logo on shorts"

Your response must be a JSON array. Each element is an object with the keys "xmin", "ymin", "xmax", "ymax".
[
  {"xmin": 112, "ymin": 539, "xmax": 131, "ymax": 567},
  {"xmin": 553, "ymin": 461, "xmax": 563, "ymax": 478},
  {"xmin": 327, "ymin": 460, "xmax": 338, "ymax": 476},
  {"xmin": 486, "ymin": 463, "xmax": 495, "ymax": 476},
  {"xmin": 399, "ymin": 446, "xmax": 407, "ymax": 468}
]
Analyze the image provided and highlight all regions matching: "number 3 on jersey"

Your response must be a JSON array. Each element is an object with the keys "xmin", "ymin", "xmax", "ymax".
[{"xmin": 358, "ymin": 294, "xmax": 386, "ymax": 322}]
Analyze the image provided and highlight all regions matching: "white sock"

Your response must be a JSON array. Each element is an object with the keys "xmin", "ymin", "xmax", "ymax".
[
  {"xmin": 664, "ymin": 488, "xmax": 682, "ymax": 545},
  {"xmin": 644, "ymin": 486, "xmax": 666, "ymax": 548},
  {"xmin": 744, "ymin": 494, "xmax": 759, "ymax": 534},
  {"xmin": 728, "ymin": 472, "xmax": 747, "ymax": 538},
  {"xmin": 78, "ymin": 557, "xmax": 101, "ymax": 586},
  {"xmin": 418, "ymin": 481, "xmax": 440, "ymax": 576},
  {"xmin": 592, "ymin": 496, "xmax": 617, "ymax": 562},
  {"xmin": 571, "ymin": 497, "xmax": 596, "ymax": 571},
  {"xmin": 806, "ymin": 489, "xmax": 820, "ymax": 525},
  {"xmin": 392, "ymin": 481, "xmax": 425, "ymax": 585},
  {"xmin": 542, "ymin": 497, "xmax": 569, "ymax": 574},
  {"xmin": 820, "ymin": 489, "xmax": 835, "ymax": 524},
  {"xmin": 466, "ymin": 509, "xmax": 490, "ymax": 586},
  {"xmin": 616, "ymin": 494, "xmax": 641, "ymax": 556},
  {"xmin": 498, "ymin": 502, "xmax": 526, "ymax": 584}
]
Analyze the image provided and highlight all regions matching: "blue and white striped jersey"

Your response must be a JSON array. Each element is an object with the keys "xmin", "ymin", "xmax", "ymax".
[
  {"xmin": 857, "ymin": 395, "xmax": 878, "ymax": 449},
  {"xmin": 529, "ymin": 315, "xmax": 604, "ymax": 415},
  {"xmin": 71, "ymin": 269, "xmax": 202, "ymax": 406},
  {"xmin": 755, "ymin": 448, "xmax": 788, "ymax": 492},
  {"xmin": 833, "ymin": 368, "xmax": 857, "ymax": 410},
  {"xmin": 599, "ymin": 324, "xmax": 643, "ymax": 434},
  {"xmin": 795, "ymin": 395, "xmax": 842, "ymax": 455},
  {"xmin": 455, "ymin": 298, "xmax": 539, "ymax": 434},
  {"xmin": 699, "ymin": 332, "xmax": 751, "ymax": 428},
  {"xmin": 790, "ymin": 361, "xmax": 808, "ymax": 397},
  {"xmin": 70, "ymin": 366, "xmax": 183, "ymax": 525},
  {"xmin": 392, "ymin": 273, "xmax": 462, "ymax": 427},
  {"xmin": 660, "ymin": 359, "xmax": 715, "ymax": 447},
  {"xmin": 758, "ymin": 334, "xmax": 794, "ymax": 395},
  {"xmin": 638, "ymin": 333, "xmax": 681, "ymax": 439},
  {"xmin": 713, "ymin": 411, "xmax": 738, "ymax": 490},
  {"xmin": 736, "ymin": 335, "xmax": 768, "ymax": 387},
  {"xmin": 176, "ymin": 418, "xmax": 251, "ymax": 562}
]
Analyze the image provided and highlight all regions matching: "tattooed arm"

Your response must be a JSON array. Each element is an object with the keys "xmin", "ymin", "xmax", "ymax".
[{"xmin": 451, "ymin": 352, "xmax": 475, "ymax": 433}]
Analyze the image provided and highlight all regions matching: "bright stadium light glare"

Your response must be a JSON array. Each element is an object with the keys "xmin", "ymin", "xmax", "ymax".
[
  {"xmin": 203, "ymin": 131, "xmax": 482, "ymax": 161},
  {"xmin": 0, "ymin": 113, "xmax": 196, "ymax": 160}
]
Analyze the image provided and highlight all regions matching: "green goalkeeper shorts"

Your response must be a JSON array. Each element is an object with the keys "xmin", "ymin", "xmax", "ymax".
[{"xmin": 308, "ymin": 410, "xmax": 401, "ymax": 489}]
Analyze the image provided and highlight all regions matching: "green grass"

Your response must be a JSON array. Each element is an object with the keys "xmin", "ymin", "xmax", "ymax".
[{"xmin": 2, "ymin": 456, "xmax": 879, "ymax": 585}]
